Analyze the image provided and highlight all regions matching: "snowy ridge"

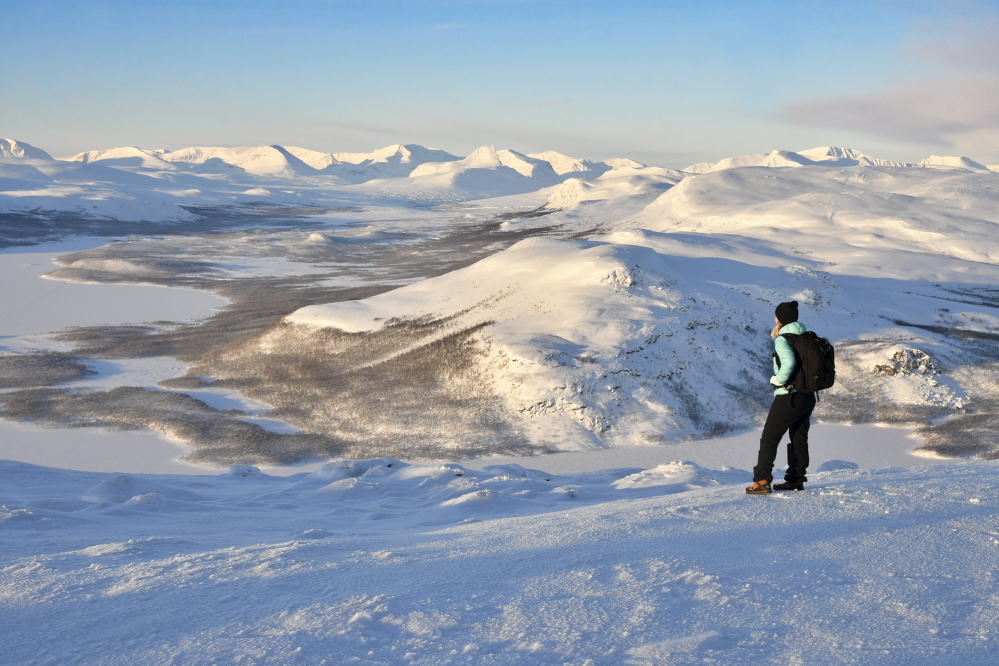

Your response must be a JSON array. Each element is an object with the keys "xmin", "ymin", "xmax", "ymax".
[
  {"xmin": 333, "ymin": 143, "xmax": 457, "ymax": 168},
  {"xmin": 328, "ymin": 144, "xmax": 460, "ymax": 182}
]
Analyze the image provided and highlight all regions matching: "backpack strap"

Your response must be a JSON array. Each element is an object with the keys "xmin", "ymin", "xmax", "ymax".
[{"xmin": 776, "ymin": 332, "xmax": 801, "ymax": 392}]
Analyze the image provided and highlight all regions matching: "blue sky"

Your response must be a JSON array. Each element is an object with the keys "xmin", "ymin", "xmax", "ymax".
[{"xmin": 3, "ymin": 0, "xmax": 997, "ymax": 166}]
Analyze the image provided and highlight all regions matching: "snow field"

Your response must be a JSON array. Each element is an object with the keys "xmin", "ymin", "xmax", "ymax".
[{"xmin": 2, "ymin": 458, "xmax": 997, "ymax": 664}]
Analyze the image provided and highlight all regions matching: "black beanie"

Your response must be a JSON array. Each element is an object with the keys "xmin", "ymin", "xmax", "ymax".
[{"xmin": 775, "ymin": 300, "xmax": 799, "ymax": 325}]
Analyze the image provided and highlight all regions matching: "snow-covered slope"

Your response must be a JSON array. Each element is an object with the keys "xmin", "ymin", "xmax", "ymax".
[
  {"xmin": 632, "ymin": 162, "xmax": 999, "ymax": 276},
  {"xmin": 3, "ymin": 456, "xmax": 996, "ymax": 664},
  {"xmin": 283, "ymin": 227, "xmax": 983, "ymax": 452},
  {"xmin": 0, "ymin": 139, "xmax": 53, "ymax": 160},
  {"xmin": 507, "ymin": 167, "xmax": 684, "ymax": 233},
  {"xmin": 540, "ymin": 169, "xmax": 680, "ymax": 211},
  {"xmin": 277, "ymin": 159, "xmax": 999, "ymax": 454}
]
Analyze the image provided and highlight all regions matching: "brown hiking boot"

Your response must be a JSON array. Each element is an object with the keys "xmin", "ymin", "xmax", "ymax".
[
  {"xmin": 773, "ymin": 481, "xmax": 805, "ymax": 491},
  {"xmin": 745, "ymin": 480, "xmax": 772, "ymax": 495}
]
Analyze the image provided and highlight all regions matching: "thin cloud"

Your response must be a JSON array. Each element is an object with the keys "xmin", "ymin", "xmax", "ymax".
[
  {"xmin": 778, "ymin": 16, "xmax": 999, "ymax": 159},
  {"xmin": 301, "ymin": 117, "xmax": 403, "ymax": 136},
  {"xmin": 780, "ymin": 77, "xmax": 999, "ymax": 149}
]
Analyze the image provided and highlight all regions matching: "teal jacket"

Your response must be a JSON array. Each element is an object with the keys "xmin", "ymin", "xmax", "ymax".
[{"xmin": 772, "ymin": 321, "xmax": 806, "ymax": 395}]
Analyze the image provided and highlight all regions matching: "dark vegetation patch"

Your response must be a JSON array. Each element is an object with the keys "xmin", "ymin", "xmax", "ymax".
[
  {"xmin": 163, "ymin": 317, "xmax": 536, "ymax": 462},
  {"xmin": 0, "ymin": 353, "xmax": 95, "ymax": 389},
  {"xmin": 0, "ymin": 386, "xmax": 344, "ymax": 465}
]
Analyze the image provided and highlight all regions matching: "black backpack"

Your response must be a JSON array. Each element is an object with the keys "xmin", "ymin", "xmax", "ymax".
[{"xmin": 775, "ymin": 331, "xmax": 836, "ymax": 393}]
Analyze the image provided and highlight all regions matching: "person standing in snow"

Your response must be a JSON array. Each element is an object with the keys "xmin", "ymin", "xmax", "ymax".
[{"xmin": 746, "ymin": 300, "xmax": 815, "ymax": 494}]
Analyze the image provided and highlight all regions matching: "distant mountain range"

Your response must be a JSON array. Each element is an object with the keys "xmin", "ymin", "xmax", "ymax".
[
  {"xmin": 1, "ymin": 137, "xmax": 996, "ymax": 221},
  {"xmin": 4, "ymin": 137, "xmax": 996, "ymax": 179}
]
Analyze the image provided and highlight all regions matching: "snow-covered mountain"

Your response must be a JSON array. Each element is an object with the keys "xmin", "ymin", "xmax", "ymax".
[
  {"xmin": 685, "ymin": 147, "xmax": 908, "ymax": 173},
  {"xmin": 331, "ymin": 143, "xmax": 459, "ymax": 181},
  {"xmin": 528, "ymin": 150, "xmax": 612, "ymax": 178},
  {"xmin": 919, "ymin": 155, "xmax": 992, "ymax": 171},
  {"xmin": 0, "ymin": 139, "xmax": 53, "ymax": 160},
  {"xmin": 2, "ymin": 138, "xmax": 997, "ymax": 220},
  {"xmin": 69, "ymin": 146, "xmax": 177, "ymax": 170},
  {"xmin": 282, "ymin": 146, "xmax": 337, "ymax": 170},
  {"xmin": 634, "ymin": 160, "xmax": 999, "ymax": 274},
  {"xmin": 798, "ymin": 146, "xmax": 907, "ymax": 167},
  {"xmin": 62, "ymin": 142, "xmax": 459, "ymax": 183},
  {"xmin": 357, "ymin": 145, "xmax": 562, "ymax": 201},
  {"xmin": 0, "ymin": 157, "xmax": 208, "ymax": 221},
  {"xmin": 157, "ymin": 145, "xmax": 321, "ymax": 177},
  {"xmin": 530, "ymin": 166, "xmax": 683, "ymax": 223}
]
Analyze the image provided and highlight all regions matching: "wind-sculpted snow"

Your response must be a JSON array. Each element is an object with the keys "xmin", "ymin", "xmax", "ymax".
[{"xmin": 2, "ymin": 457, "xmax": 998, "ymax": 664}]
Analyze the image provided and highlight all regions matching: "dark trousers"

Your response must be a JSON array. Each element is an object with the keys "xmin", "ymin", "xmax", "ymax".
[{"xmin": 753, "ymin": 392, "xmax": 816, "ymax": 483}]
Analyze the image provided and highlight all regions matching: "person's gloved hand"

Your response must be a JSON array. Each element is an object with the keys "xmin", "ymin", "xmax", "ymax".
[{"xmin": 769, "ymin": 376, "xmax": 783, "ymax": 386}]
